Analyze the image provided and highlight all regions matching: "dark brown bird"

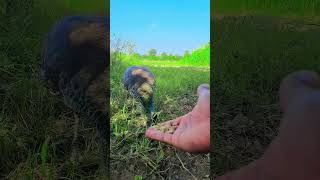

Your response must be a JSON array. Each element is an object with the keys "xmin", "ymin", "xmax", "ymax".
[
  {"xmin": 41, "ymin": 16, "xmax": 109, "ymax": 169},
  {"xmin": 123, "ymin": 66, "xmax": 156, "ymax": 123}
]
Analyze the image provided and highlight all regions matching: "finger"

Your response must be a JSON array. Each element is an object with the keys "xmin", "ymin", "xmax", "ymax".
[
  {"xmin": 197, "ymin": 84, "xmax": 210, "ymax": 97},
  {"xmin": 195, "ymin": 84, "xmax": 210, "ymax": 117},
  {"xmin": 145, "ymin": 128, "xmax": 174, "ymax": 145},
  {"xmin": 197, "ymin": 84, "xmax": 210, "ymax": 102},
  {"xmin": 279, "ymin": 70, "xmax": 320, "ymax": 111},
  {"xmin": 145, "ymin": 116, "xmax": 186, "ymax": 145}
]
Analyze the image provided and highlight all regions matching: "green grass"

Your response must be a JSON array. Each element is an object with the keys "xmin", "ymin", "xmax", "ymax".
[
  {"xmin": 110, "ymin": 52, "xmax": 210, "ymax": 178},
  {"xmin": 0, "ymin": 0, "xmax": 108, "ymax": 179},
  {"xmin": 212, "ymin": 15, "xmax": 320, "ymax": 177},
  {"xmin": 64, "ymin": 0, "xmax": 107, "ymax": 14},
  {"xmin": 178, "ymin": 43, "xmax": 210, "ymax": 67},
  {"xmin": 212, "ymin": 0, "xmax": 320, "ymax": 17}
]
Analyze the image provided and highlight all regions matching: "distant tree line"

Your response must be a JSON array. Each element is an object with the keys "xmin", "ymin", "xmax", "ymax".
[
  {"xmin": 110, "ymin": 37, "xmax": 196, "ymax": 61},
  {"xmin": 127, "ymin": 48, "xmax": 193, "ymax": 61}
]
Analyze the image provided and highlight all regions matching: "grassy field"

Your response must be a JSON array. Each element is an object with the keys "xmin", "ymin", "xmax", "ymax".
[
  {"xmin": 212, "ymin": 0, "xmax": 320, "ymax": 17},
  {"xmin": 0, "ymin": 0, "xmax": 109, "ymax": 179},
  {"xmin": 110, "ymin": 48, "xmax": 210, "ymax": 179},
  {"xmin": 212, "ymin": 15, "xmax": 320, "ymax": 177}
]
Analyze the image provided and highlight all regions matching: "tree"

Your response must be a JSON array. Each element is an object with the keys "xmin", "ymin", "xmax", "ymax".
[
  {"xmin": 184, "ymin": 50, "xmax": 190, "ymax": 57},
  {"xmin": 125, "ymin": 41, "xmax": 136, "ymax": 55},
  {"xmin": 148, "ymin": 49, "xmax": 157, "ymax": 57},
  {"xmin": 173, "ymin": 54, "xmax": 181, "ymax": 60},
  {"xmin": 160, "ymin": 52, "xmax": 167, "ymax": 60},
  {"xmin": 142, "ymin": 54, "xmax": 148, "ymax": 59},
  {"xmin": 132, "ymin": 53, "xmax": 141, "ymax": 59}
]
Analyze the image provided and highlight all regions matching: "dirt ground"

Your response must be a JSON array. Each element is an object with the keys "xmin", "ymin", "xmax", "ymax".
[{"xmin": 111, "ymin": 151, "xmax": 209, "ymax": 180}]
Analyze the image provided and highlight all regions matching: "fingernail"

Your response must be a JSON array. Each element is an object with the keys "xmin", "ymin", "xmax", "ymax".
[
  {"xmin": 291, "ymin": 71, "xmax": 320, "ymax": 90},
  {"xmin": 198, "ymin": 84, "xmax": 210, "ymax": 95}
]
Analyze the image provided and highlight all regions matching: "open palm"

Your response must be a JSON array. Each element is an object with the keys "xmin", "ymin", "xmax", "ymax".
[{"xmin": 145, "ymin": 84, "xmax": 210, "ymax": 153}]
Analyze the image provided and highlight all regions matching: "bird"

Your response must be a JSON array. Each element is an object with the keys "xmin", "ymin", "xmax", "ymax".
[
  {"xmin": 40, "ymin": 15, "xmax": 109, "ymax": 170},
  {"xmin": 123, "ymin": 66, "xmax": 156, "ymax": 123}
]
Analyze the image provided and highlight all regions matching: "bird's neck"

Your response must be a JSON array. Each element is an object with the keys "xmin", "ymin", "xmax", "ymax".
[
  {"xmin": 146, "ymin": 99, "xmax": 155, "ymax": 118},
  {"xmin": 147, "ymin": 98, "xmax": 154, "ymax": 112}
]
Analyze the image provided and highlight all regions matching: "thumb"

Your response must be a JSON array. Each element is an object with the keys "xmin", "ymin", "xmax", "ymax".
[
  {"xmin": 279, "ymin": 70, "xmax": 320, "ymax": 112},
  {"xmin": 197, "ymin": 84, "xmax": 210, "ymax": 97},
  {"xmin": 195, "ymin": 84, "xmax": 210, "ymax": 118}
]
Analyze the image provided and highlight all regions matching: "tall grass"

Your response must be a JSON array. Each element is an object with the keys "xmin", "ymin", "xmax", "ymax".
[
  {"xmin": 212, "ymin": 0, "xmax": 320, "ymax": 17},
  {"xmin": 60, "ymin": 0, "xmax": 107, "ymax": 15},
  {"xmin": 0, "ymin": 0, "xmax": 107, "ymax": 179},
  {"xmin": 178, "ymin": 43, "xmax": 210, "ymax": 67}
]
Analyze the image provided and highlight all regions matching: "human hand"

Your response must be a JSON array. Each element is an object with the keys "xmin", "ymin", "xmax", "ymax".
[
  {"xmin": 145, "ymin": 84, "xmax": 210, "ymax": 153},
  {"xmin": 218, "ymin": 70, "xmax": 320, "ymax": 180}
]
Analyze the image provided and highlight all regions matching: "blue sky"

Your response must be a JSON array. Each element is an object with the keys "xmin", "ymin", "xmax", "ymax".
[{"xmin": 111, "ymin": 0, "xmax": 210, "ymax": 55}]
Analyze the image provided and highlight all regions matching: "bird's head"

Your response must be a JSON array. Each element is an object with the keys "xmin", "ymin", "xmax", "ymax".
[
  {"xmin": 137, "ymin": 83, "xmax": 156, "ymax": 124},
  {"xmin": 137, "ymin": 82, "xmax": 154, "ymax": 103}
]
